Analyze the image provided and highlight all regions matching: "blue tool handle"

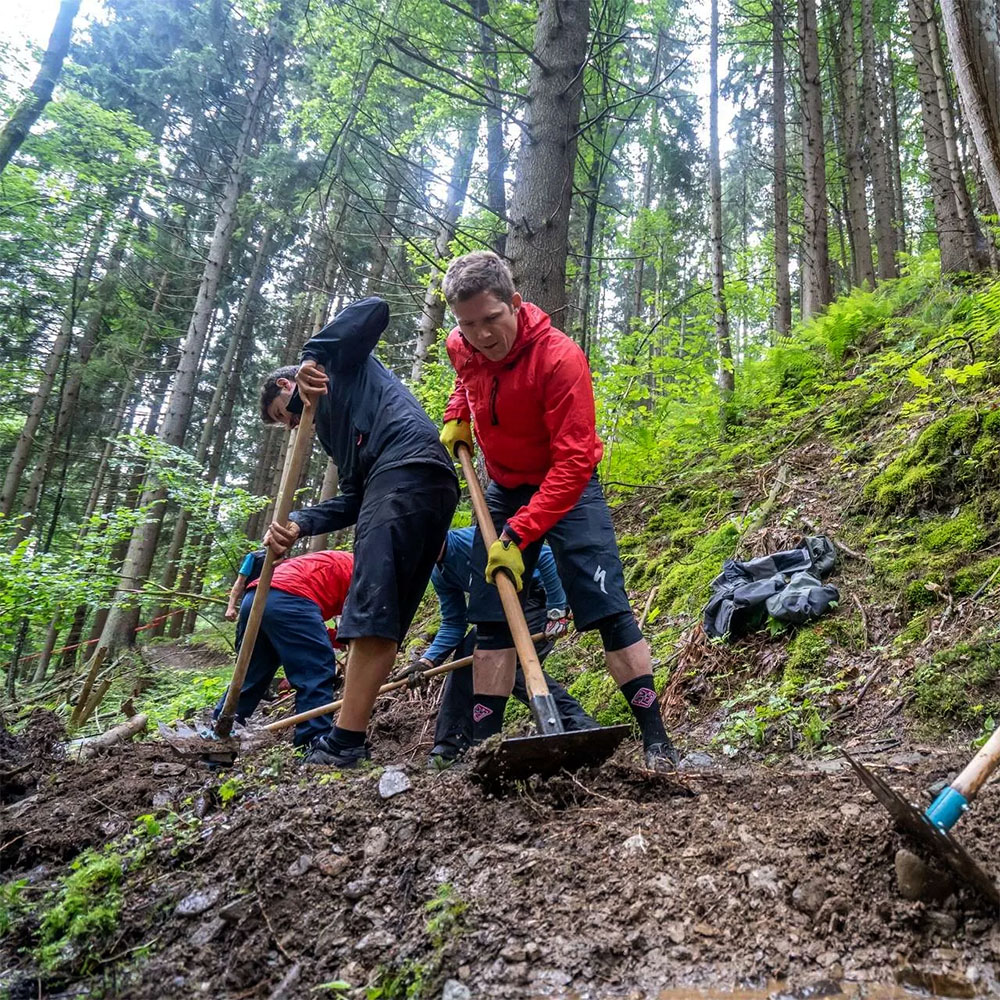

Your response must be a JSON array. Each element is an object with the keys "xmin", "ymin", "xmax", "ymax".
[
  {"xmin": 925, "ymin": 786, "xmax": 969, "ymax": 831},
  {"xmin": 925, "ymin": 721, "xmax": 1000, "ymax": 831}
]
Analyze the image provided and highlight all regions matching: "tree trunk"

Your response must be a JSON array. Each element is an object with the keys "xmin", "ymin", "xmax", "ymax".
[
  {"xmin": 0, "ymin": 0, "xmax": 80, "ymax": 174},
  {"xmin": 772, "ymin": 1, "xmax": 793, "ymax": 335},
  {"xmin": 308, "ymin": 460, "xmax": 340, "ymax": 552},
  {"xmin": 32, "ymin": 618, "xmax": 61, "ymax": 685},
  {"xmin": 798, "ymin": 0, "xmax": 833, "ymax": 317},
  {"xmin": 859, "ymin": 0, "xmax": 899, "ymax": 279},
  {"xmin": 836, "ymin": 0, "xmax": 876, "ymax": 288},
  {"xmin": 151, "ymin": 226, "xmax": 274, "ymax": 635},
  {"xmin": 1, "ymin": 219, "xmax": 104, "ymax": 518},
  {"xmin": 939, "ymin": 0, "xmax": 1000, "ymax": 214},
  {"xmin": 98, "ymin": 30, "xmax": 278, "ymax": 651},
  {"xmin": 884, "ymin": 38, "xmax": 908, "ymax": 256},
  {"xmin": 368, "ymin": 172, "xmax": 402, "ymax": 291},
  {"xmin": 472, "ymin": 0, "xmax": 508, "ymax": 256},
  {"xmin": 412, "ymin": 117, "xmax": 478, "ymax": 381},
  {"xmin": 908, "ymin": 0, "xmax": 982, "ymax": 273},
  {"xmin": 505, "ymin": 0, "xmax": 590, "ymax": 322},
  {"xmin": 710, "ymin": 0, "xmax": 735, "ymax": 396}
]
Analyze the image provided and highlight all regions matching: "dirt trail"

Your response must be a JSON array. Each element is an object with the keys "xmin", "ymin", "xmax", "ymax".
[{"xmin": 2, "ymin": 706, "xmax": 998, "ymax": 1000}]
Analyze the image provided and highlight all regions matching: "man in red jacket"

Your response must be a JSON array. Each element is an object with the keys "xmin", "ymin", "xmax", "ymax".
[
  {"xmin": 212, "ymin": 549, "xmax": 353, "ymax": 751},
  {"xmin": 438, "ymin": 251, "xmax": 678, "ymax": 771}
]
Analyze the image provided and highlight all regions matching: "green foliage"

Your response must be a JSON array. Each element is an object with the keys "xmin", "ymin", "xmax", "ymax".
[
  {"xmin": 135, "ymin": 666, "xmax": 232, "ymax": 731},
  {"xmin": 921, "ymin": 508, "xmax": 986, "ymax": 554},
  {"xmin": 910, "ymin": 640, "xmax": 1000, "ymax": 729},
  {"xmin": 36, "ymin": 849, "xmax": 124, "ymax": 972},
  {"xmin": 366, "ymin": 961, "xmax": 428, "ymax": 1000},
  {"xmin": 0, "ymin": 879, "xmax": 28, "ymax": 937},
  {"xmin": 784, "ymin": 628, "xmax": 831, "ymax": 683},
  {"xmin": 424, "ymin": 882, "xmax": 467, "ymax": 949},
  {"xmin": 716, "ymin": 676, "xmax": 845, "ymax": 756}
]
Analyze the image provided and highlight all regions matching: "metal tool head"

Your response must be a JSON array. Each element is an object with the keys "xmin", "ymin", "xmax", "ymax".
[
  {"xmin": 841, "ymin": 749, "xmax": 999, "ymax": 906},
  {"xmin": 157, "ymin": 722, "xmax": 242, "ymax": 766},
  {"xmin": 472, "ymin": 724, "xmax": 631, "ymax": 791}
]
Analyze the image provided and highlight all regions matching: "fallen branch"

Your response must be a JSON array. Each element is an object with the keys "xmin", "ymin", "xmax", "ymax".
[
  {"xmin": 639, "ymin": 586, "xmax": 659, "ymax": 631},
  {"xmin": 69, "ymin": 646, "xmax": 107, "ymax": 729},
  {"xmin": 66, "ymin": 714, "xmax": 149, "ymax": 761}
]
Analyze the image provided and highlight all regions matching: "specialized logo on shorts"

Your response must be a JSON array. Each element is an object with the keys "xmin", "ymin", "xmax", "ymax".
[
  {"xmin": 593, "ymin": 565, "xmax": 607, "ymax": 595},
  {"xmin": 472, "ymin": 703, "xmax": 493, "ymax": 722},
  {"xmin": 630, "ymin": 687, "xmax": 657, "ymax": 709}
]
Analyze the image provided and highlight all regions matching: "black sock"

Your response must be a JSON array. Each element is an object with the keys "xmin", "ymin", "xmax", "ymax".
[
  {"xmin": 472, "ymin": 694, "xmax": 508, "ymax": 743},
  {"xmin": 619, "ymin": 675, "xmax": 667, "ymax": 748},
  {"xmin": 328, "ymin": 725, "xmax": 366, "ymax": 750}
]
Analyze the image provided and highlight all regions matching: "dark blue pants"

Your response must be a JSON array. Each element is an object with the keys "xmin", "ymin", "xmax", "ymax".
[
  {"xmin": 213, "ymin": 589, "xmax": 337, "ymax": 747},
  {"xmin": 432, "ymin": 609, "xmax": 597, "ymax": 754}
]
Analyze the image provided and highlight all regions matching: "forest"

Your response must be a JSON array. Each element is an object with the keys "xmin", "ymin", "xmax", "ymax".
[{"xmin": 2, "ymin": 0, "xmax": 1000, "ymax": 997}]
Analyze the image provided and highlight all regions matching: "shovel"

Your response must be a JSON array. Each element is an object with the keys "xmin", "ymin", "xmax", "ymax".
[
  {"xmin": 453, "ymin": 443, "xmax": 629, "ymax": 786},
  {"xmin": 159, "ymin": 404, "xmax": 316, "ymax": 763},
  {"xmin": 842, "ymin": 722, "xmax": 1000, "ymax": 905}
]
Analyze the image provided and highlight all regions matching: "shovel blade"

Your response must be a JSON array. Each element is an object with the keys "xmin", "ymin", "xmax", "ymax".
[
  {"xmin": 473, "ymin": 724, "xmax": 630, "ymax": 789},
  {"xmin": 842, "ymin": 750, "xmax": 999, "ymax": 905}
]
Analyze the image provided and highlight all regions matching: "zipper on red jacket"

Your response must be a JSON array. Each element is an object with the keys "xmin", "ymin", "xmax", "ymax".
[{"xmin": 489, "ymin": 376, "xmax": 499, "ymax": 425}]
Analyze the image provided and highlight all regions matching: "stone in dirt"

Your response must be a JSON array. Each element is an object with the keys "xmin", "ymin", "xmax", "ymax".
[
  {"xmin": 792, "ymin": 879, "xmax": 827, "ymax": 916},
  {"xmin": 190, "ymin": 916, "xmax": 225, "ymax": 947},
  {"xmin": 364, "ymin": 825, "xmax": 390, "ymax": 859},
  {"xmin": 621, "ymin": 832, "xmax": 647, "ymax": 855},
  {"xmin": 219, "ymin": 896, "xmax": 256, "ymax": 922},
  {"xmin": 152, "ymin": 762, "xmax": 186, "ymax": 777},
  {"xmin": 378, "ymin": 766, "xmax": 411, "ymax": 799},
  {"xmin": 748, "ymin": 866, "xmax": 781, "ymax": 897},
  {"xmin": 441, "ymin": 979, "xmax": 472, "ymax": 1000},
  {"xmin": 894, "ymin": 848, "xmax": 958, "ymax": 903},
  {"xmin": 175, "ymin": 886, "xmax": 222, "ymax": 917},
  {"xmin": 286, "ymin": 853, "xmax": 313, "ymax": 877}
]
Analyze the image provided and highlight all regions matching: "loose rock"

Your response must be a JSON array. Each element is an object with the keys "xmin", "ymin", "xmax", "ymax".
[
  {"xmin": 378, "ymin": 767, "xmax": 411, "ymax": 799},
  {"xmin": 175, "ymin": 887, "xmax": 222, "ymax": 918}
]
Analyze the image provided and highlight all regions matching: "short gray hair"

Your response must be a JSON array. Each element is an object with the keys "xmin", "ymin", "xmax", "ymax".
[{"xmin": 442, "ymin": 251, "xmax": 515, "ymax": 305}]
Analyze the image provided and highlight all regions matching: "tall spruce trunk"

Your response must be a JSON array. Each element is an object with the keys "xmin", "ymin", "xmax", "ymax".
[
  {"xmin": 411, "ymin": 117, "xmax": 478, "ymax": 381},
  {"xmin": 836, "ymin": 0, "xmax": 876, "ymax": 288},
  {"xmin": 798, "ymin": 0, "xmax": 833, "ymax": 316},
  {"xmin": 505, "ymin": 0, "xmax": 590, "ymax": 321},
  {"xmin": 98, "ymin": 31, "xmax": 278, "ymax": 651},
  {"xmin": 884, "ymin": 39, "xmax": 908, "ymax": 256},
  {"xmin": 151, "ymin": 226, "xmax": 274, "ymax": 634},
  {"xmin": 710, "ymin": 0, "xmax": 734, "ymax": 396},
  {"xmin": 772, "ymin": 1, "xmax": 793, "ymax": 335},
  {"xmin": 471, "ymin": 0, "xmax": 508, "ymax": 255},
  {"xmin": 908, "ymin": 0, "xmax": 982, "ymax": 272},
  {"xmin": 1, "ymin": 220, "xmax": 104, "ymax": 517},
  {"xmin": 939, "ymin": 0, "xmax": 1000, "ymax": 213},
  {"xmin": 0, "ymin": 0, "xmax": 80, "ymax": 174},
  {"xmin": 860, "ymin": 0, "xmax": 899, "ymax": 278}
]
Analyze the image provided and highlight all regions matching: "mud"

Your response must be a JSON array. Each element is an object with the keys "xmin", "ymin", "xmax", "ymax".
[{"xmin": 2, "ymin": 706, "xmax": 999, "ymax": 1000}]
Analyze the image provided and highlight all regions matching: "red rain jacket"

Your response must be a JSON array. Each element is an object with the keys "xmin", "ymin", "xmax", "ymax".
[
  {"xmin": 443, "ymin": 301, "xmax": 603, "ymax": 547},
  {"xmin": 248, "ymin": 550, "xmax": 353, "ymax": 641}
]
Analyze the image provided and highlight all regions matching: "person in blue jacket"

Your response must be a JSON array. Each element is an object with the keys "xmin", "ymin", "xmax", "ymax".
[
  {"xmin": 259, "ymin": 298, "xmax": 459, "ymax": 767},
  {"xmin": 413, "ymin": 526, "xmax": 596, "ymax": 766}
]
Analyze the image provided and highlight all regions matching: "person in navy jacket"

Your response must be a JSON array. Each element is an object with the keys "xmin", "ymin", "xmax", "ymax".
[{"xmin": 259, "ymin": 298, "xmax": 459, "ymax": 767}]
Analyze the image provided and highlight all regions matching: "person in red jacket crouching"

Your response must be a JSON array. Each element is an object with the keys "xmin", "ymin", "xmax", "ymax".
[
  {"xmin": 438, "ymin": 251, "xmax": 679, "ymax": 772},
  {"xmin": 212, "ymin": 549, "xmax": 353, "ymax": 751}
]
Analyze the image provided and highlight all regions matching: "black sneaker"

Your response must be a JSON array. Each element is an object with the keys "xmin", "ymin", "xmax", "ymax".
[
  {"xmin": 303, "ymin": 736, "xmax": 371, "ymax": 768},
  {"xmin": 644, "ymin": 738, "xmax": 680, "ymax": 772}
]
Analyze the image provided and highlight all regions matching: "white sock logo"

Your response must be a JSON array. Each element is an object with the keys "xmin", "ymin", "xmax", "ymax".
[{"xmin": 594, "ymin": 565, "xmax": 607, "ymax": 595}]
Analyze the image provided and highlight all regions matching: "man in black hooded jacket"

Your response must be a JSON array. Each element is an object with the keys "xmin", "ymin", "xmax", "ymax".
[{"xmin": 260, "ymin": 297, "xmax": 459, "ymax": 766}]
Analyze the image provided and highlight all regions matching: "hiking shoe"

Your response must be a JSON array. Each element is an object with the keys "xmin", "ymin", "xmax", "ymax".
[
  {"xmin": 302, "ymin": 736, "xmax": 371, "ymax": 768},
  {"xmin": 644, "ymin": 739, "xmax": 680, "ymax": 772},
  {"xmin": 426, "ymin": 744, "xmax": 464, "ymax": 771}
]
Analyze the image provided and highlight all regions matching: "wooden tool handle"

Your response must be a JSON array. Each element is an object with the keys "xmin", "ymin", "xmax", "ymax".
[
  {"xmin": 216, "ymin": 405, "xmax": 316, "ymax": 737},
  {"xmin": 456, "ymin": 444, "xmax": 551, "ymax": 702},
  {"xmin": 262, "ymin": 633, "xmax": 548, "ymax": 733},
  {"xmin": 953, "ymin": 719, "xmax": 1000, "ymax": 801}
]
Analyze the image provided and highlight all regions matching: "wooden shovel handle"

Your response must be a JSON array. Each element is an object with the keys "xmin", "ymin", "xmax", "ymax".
[
  {"xmin": 455, "ymin": 444, "xmax": 551, "ymax": 701},
  {"xmin": 216, "ymin": 405, "xmax": 316, "ymax": 736},
  {"xmin": 953, "ymin": 719, "xmax": 1000, "ymax": 801}
]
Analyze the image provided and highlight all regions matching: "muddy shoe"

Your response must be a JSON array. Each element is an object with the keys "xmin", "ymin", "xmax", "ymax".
[
  {"xmin": 644, "ymin": 739, "xmax": 680, "ymax": 772},
  {"xmin": 426, "ymin": 744, "xmax": 466, "ymax": 771},
  {"xmin": 303, "ymin": 736, "xmax": 371, "ymax": 768}
]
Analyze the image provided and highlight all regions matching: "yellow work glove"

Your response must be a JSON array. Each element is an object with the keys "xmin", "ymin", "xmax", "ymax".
[
  {"xmin": 440, "ymin": 418, "xmax": 473, "ymax": 458},
  {"xmin": 485, "ymin": 538, "xmax": 524, "ymax": 591}
]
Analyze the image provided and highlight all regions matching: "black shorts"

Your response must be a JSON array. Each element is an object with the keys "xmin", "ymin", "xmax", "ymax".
[
  {"xmin": 338, "ymin": 465, "xmax": 459, "ymax": 644},
  {"xmin": 468, "ymin": 473, "xmax": 632, "ymax": 631}
]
